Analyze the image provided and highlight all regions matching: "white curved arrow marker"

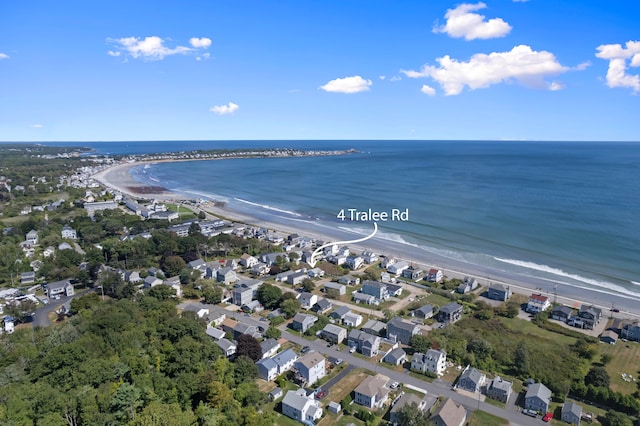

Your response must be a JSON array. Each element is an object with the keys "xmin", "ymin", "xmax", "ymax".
[{"xmin": 308, "ymin": 222, "xmax": 378, "ymax": 267}]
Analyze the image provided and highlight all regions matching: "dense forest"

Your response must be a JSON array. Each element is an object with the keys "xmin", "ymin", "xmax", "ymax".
[{"xmin": 0, "ymin": 292, "xmax": 275, "ymax": 425}]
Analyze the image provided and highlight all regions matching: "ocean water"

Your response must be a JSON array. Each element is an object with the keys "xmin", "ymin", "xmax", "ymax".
[{"xmin": 74, "ymin": 140, "xmax": 640, "ymax": 305}]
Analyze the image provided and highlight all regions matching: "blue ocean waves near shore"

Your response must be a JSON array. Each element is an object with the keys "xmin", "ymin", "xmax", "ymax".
[{"xmin": 91, "ymin": 140, "xmax": 640, "ymax": 306}]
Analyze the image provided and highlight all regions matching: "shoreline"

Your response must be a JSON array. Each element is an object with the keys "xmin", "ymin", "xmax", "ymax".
[{"xmin": 93, "ymin": 161, "xmax": 640, "ymax": 321}]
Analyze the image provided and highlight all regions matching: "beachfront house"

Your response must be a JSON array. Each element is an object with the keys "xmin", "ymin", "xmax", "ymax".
[
  {"xmin": 551, "ymin": 305, "xmax": 574, "ymax": 322},
  {"xmin": 402, "ymin": 266, "xmax": 424, "ymax": 280},
  {"xmin": 576, "ymin": 304, "xmax": 602, "ymax": 330},
  {"xmin": 487, "ymin": 284, "xmax": 511, "ymax": 301},
  {"xmin": 527, "ymin": 294, "xmax": 551, "ymax": 313},
  {"xmin": 387, "ymin": 260, "xmax": 409, "ymax": 275},
  {"xmin": 427, "ymin": 268, "xmax": 443, "ymax": 283}
]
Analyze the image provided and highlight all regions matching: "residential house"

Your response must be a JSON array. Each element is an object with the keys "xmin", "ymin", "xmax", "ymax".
[
  {"xmin": 361, "ymin": 319, "xmax": 386, "ymax": 336},
  {"xmin": 20, "ymin": 271, "xmax": 35, "ymax": 285},
  {"xmin": 307, "ymin": 268, "xmax": 325, "ymax": 278},
  {"xmin": 216, "ymin": 267, "xmax": 237, "ymax": 284},
  {"xmin": 383, "ymin": 348, "xmax": 407, "ymax": 366},
  {"xmin": 576, "ymin": 304, "xmax": 602, "ymax": 330},
  {"xmin": 272, "ymin": 349, "xmax": 299, "ymax": 374},
  {"xmin": 260, "ymin": 338, "xmax": 281, "ymax": 359},
  {"xmin": 242, "ymin": 300, "xmax": 262, "ymax": 313},
  {"xmin": 412, "ymin": 304, "xmax": 434, "ymax": 319},
  {"xmin": 431, "ymin": 398, "xmax": 467, "ymax": 426},
  {"xmin": 260, "ymin": 252, "xmax": 289, "ymax": 266},
  {"xmin": 206, "ymin": 326, "xmax": 225, "ymax": 341},
  {"xmin": 354, "ymin": 375, "xmax": 390, "ymax": 409},
  {"xmin": 381, "ymin": 256, "xmax": 396, "ymax": 269},
  {"xmin": 329, "ymin": 306, "xmax": 351, "ymax": 322},
  {"xmin": 600, "ymin": 330, "xmax": 618, "ymax": 345},
  {"xmin": 210, "ymin": 311, "xmax": 226, "ymax": 326},
  {"xmin": 257, "ymin": 358, "xmax": 279, "ymax": 381},
  {"xmin": 411, "ymin": 349, "xmax": 447, "ymax": 376},
  {"xmin": 311, "ymin": 298, "xmax": 332, "ymax": 314},
  {"xmin": 221, "ymin": 318, "xmax": 238, "ymax": 334},
  {"xmin": 387, "ymin": 283, "xmax": 403, "ymax": 297},
  {"xmin": 239, "ymin": 253, "xmax": 258, "ymax": 268},
  {"xmin": 124, "ymin": 271, "xmax": 142, "ymax": 283},
  {"xmin": 387, "ymin": 317, "xmax": 420, "ymax": 344},
  {"xmin": 551, "ymin": 305, "xmax": 574, "ymax": 322},
  {"xmin": 338, "ymin": 275, "xmax": 360, "ymax": 286},
  {"xmin": 525, "ymin": 382, "xmax": 552, "ymax": 413},
  {"xmin": 216, "ymin": 338, "xmax": 236, "ymax": 357},
  {"xmin": 42, "ymin": 246, "xmax": 55, "ymax": 258},
  {"xmin": 323, "ymin": 244, "xmax": 338, "ymax": 256},
  {"xmin": 562, "ymin": 402, "xmax": 582, "ymax": 425},
  {"xmin": 345, "ymin": 256, "xmax": 364, "ymax": 270},
  {"xmin": 83, "ymin": 200, "xmax": 118, "ymax": 215},
  {"xmin": 251, "ymin": 263, "xmax": 270, "ymax": 276},
  {"xmin": 298, "ymin": 292, "xmax": 318, "ymax": 310},
  {"xmin": 487, "ymin": 284, "xmax": 511, "ymax": 301},
  {"xmin": 457, "ymin": 367, "xmax": 486, "ymax": 393},
  {"xmin": 438, "ymin": 302, "xmax": 463, "ymax": 323},
  {"xmin": 233, "ymin": 322, "xmax": 261, "ymax": 340},
  {"xmin": 291, "ymin": 313, "xmax": 318, "ymax": 333},
  {"xmin": 487, "ymin": 376, "xmax": 513, "ymax": 403},
  {"xmin": 456, "ymin": 282, "xmax": 472, "ymax": 294},
  {"xmin": 46, "ymin": 279, "xmax": 75, "ymax": 298},
  {"xmin": 293, "ymin": 352, "xmax": 326, "ymax": 386},
  {"xmin": 287, "ymin": 271, "xmax": 308, "ymax": 286},
  {"xmin": 26, "ymin": 230, "xmax": 39, "ymax": 246},
  {"xmin": 427, "ymin": 268, "xmax": 443, "ymax": 283},
  {"xmin": 232, "ymin": 287, "xmax": 254, "ymax": 306},
  {"xmin": 361, "ymin": 280, "xmax": 389, "ymax": 301},
  {"xmin": 527, "ymin": 294, "xmax": 551, "ymax": 313},
  {"xmin": 347, "ymin": 329, "xmax": 381, "ymax": 357},
  {"xmin": 389, "ymin": 394, "xmax": 427, "ymax": 425},
  {"xmin": 321, "ymin": 324, "xmax": 347, "ymax": 344},
  {"xmin": 621, "ymin": 322, "xmax": 640, "ymax": 342},
  {"xmin": 281, "ymin": 388, "xmax": 323, "ymax": 424},
  {"xmin": 188, "ymin": 258, "xmax": 207, "ymax": 272},
  {"xmin": 343, "ymin": 312, "xmax": 363, "ymax": 328},
  {"xmin": 361, "ymin": 251, "xmax": 378, "ymax": 264},
  {"xmin": 61, "ymin": 226, "xmax": 77, "ymax": 240},
  {"xmin": 269, "ymin": 387, "xmax": 283, "ymax": 401},
  {"xmin": 276, "ymin": 270, "xmax": 296, "ymax": 282},
  {"xmin": 352, "ymin": 292, "xmax": 376, "ymax": 305},
  {"xmin": 327, "ymin": 401, "xmax": 341, "ymax": 414},
  {"xmin": 387, "ymin": 260, "xmax": 409, "ymax": 276},
  {"xmin": 402, "ymin": 266, "xmax": 424, "ymax": 280}
]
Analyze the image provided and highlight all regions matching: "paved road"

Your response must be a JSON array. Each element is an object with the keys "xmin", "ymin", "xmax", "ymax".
[{"xmin": 32, "ymin": 288, "xmax": 91, "ymax": 327}]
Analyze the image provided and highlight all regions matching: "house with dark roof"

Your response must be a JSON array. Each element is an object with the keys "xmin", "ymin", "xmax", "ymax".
[
  {"xmin": 387, "ymin": 317, "xmax": 420, "ymax": 344},
  {"xmin": 457, "ymin": 367, "xmax": 486, "ymax": 393},
  {"xmin": 525, "ymin": 382, "xmax": 552, "ymax": 413},
  {"xmin": 348, "ymin": 329, "xmax": 381, "ymax": 357},
  {"xmin": 46, "ymin": 279, "xmax": 74, "ymax": 298},
  {"xmin": 431, "ymin": 398, "xmax": 467, "ymax": 426},
  {"xmin": 216, "ymin": 338, "xmax": 237, "ymax": 357},
  {"xmin": 361, "ymin": 319, "xmax": 386, "ymax": 336},
  {"xmin": 600, "ymin": 330, "xmax": 618, "ymax": 345},
  {"xmin": 576, "ymin": 304, "xmax": 602, "ymax": 330},
  {"xmin": 621, "ymin": 322, "xmax": 640, "ymax": 342},
  {"xmin": 260, "ymin": 338, "xmax": 281, "ymax": 359},
  {"xmin": 352, "ymin": 292, "xmax": 376, "ymax": 305},
  {"xmin": 361, "ymin": 280, "xmax": 389, "ymax": 301},
  {"xmin": 412, "ymin": 304, "xmax": 434, "ymax": 319},
  {"xmin": 551, "ymin": 305, "xmax": 574, "ymax": 322},
  {"xmin": 329, "ymin": 305, "xmax": 351, "ymax": 322},
  {"xmin": 438, "ymin": 302, "xmax": 463, "ymax": 323},
  {"xmin": 562, "ymin": 402, "xmax": 582, "ymax": 425},
  {"xmin": 272, "ymin": 349, "xmax": 299, "ymax": 374},
  {"xmin": 383, "ymin": 348, "xmax": 407, "ymax": 366},
  {"xmin": 487, "ymin": 284, "xmax": 511, "ymax": 301},
  {"xmin": 291, "ymin": 313, "xmax": 318, "ymax": 333},
  {"xmin": 321, "ymin": 324, "xmax": 347, "ymax": 344},
  {"xmin": 487, "ymin": 376, "xmax": 513, "ymax": 403}
]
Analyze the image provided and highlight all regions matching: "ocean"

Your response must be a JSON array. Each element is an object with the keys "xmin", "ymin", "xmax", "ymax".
[{"xmin": 63, "ymin": 140, "xmax": 640, "ymax": 306}]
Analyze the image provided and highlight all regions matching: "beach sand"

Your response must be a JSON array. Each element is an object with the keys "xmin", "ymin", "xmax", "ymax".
[{"xmin": 94, "ymin": 162, "xmax": 640, "ymax": 321}]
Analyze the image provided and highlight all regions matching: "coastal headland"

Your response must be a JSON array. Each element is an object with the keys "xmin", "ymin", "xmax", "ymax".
[{"xmin": 93, "ymin": 156, "xmax": 640, "ymax": 320}]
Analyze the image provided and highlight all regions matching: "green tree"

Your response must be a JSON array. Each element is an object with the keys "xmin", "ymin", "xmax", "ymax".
[
  {"xmin": 410, "ymin": 334, "xmax": 431, "ymax": 353},
  {"xmin": 131, "ymin": 401, "xmax": 196, "ymax": 426},
  {"xmin": 147, "ymin": 284, "xmax": 177, "ymax": 301},
  {"xmin": 585, "ymin": 366, "xmax": 610, "ymax": 388},
  {"xmin": 110, "ymin": 383, "xmax": 142, "ymax": 423},
  {"xmin": 604, "ymin": 410, "xmax": 633, "ymax": 426},
  {"xmin": 281, "ymin": 299, "xmax": 301, "ymax": 319},
  {"xmin": 256, "ymin": 283, "xmax": 282, "ymax": 309},
  {"xmin": 265, "ymin": 326, "xmax": 281, "ymax": 339},
  {"xmin": 162, "ymin": 256, "xmax": 187, "ymax": 277},
  {"xmin": 236, "ymin": 334, "xmax": 262, "ymax": 362},
  {"xmin": 202, "ymin": 285, "xmax": 223, "ymax": 304},
  {"xmin": 300, "ymin": 278, "xmax": 315, "ymax": 292},
  {"xmin": 513, "ymin": 341, "xmax": 530, "ymax": 376},
  {"xmin": 394, "ymin": 402, "xmax": 431, "ymax": 426},
  {"xmin": 233, "ymin": 356, "xmax": 258, "ymax": 384}
]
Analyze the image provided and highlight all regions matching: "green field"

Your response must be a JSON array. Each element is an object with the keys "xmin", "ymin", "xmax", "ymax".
[
  {"xmin": 600, "ymin": 340, "xmax": 640, "ymax": 394},
  {"xmin": 467, "ymin": 410, "xmax": 508, "ymax": 426},
  {"xmin": 499, "ymin": 316, "xmax": 576, "ymax": 346}
]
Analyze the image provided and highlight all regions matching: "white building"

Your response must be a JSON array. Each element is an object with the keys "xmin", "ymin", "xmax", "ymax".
[{"xmin": 282, "ymin": 389, "xmax": 323, "ymax": 424}]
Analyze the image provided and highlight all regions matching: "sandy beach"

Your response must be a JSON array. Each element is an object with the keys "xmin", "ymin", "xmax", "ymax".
[{"xmin": 93, "ymin": 161, "xmax": 640, "ymax": 321}]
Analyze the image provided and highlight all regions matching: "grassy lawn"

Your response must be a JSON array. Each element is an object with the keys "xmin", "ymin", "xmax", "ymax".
[
  {"xmin": 165, "ymin": 203, "xmax": 197, "ymax": 219},
  {"xmin": 424, "ymin": 293, "xmax": 452, "ymax": 308},
  {"xmin": 467, "ymin": 410, "xmax": 509, "ymax": 426},
  {"xmin": 499, "ymin": 317, "xmax": 576, "ymax": 346},
  {"xmin": 600, "ymin": 340, "xmax": 640, "ymax": 394},
  {"xmin": 325, "ymin": 368, "xmax": 369, "ymax": 404}
]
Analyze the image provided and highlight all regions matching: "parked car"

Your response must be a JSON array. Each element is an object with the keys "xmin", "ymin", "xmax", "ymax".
[
  {"xmin": 542, "ymin": 412, "xmax": 553, "ymax": 422},
  {"xmin": 390, "ymin": 381, "xmax": 400, "ymax": 389},
  {"xmin": 522, "ymin": 409, "xmax": 537, "ymax": 417},
  {"xmin": 349, "ymin": 346, "xmax": 356, "ymax": 353},
  {"xmin": 335, "ymin": 359, "xmax": 343, "ymax": 366},
  {"xmin": 301, "ymin": 346, "xmax": 311, "ymax": 354}
]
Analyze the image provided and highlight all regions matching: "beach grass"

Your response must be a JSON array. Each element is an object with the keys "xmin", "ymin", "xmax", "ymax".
[
  {"xmin": 499, "ymin": 317, "xmax": 576, "ymax": 346},
  {"xmin": 424, "ymin": 293, "xmax": 452, "ymax": 308}
]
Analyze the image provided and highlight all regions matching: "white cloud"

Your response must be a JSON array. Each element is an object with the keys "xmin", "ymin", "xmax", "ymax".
[
  {"xmin": 379, "ymin": 75, "xmax": 386, "ymax": 80},
  {"xmin": 31, "ymin": 124, "xmax": 43, "ymax": 128},
  {"xmin": 0, "ymin": 53, "xmax": 9, "ymax": 60},
  {"xmin": 319, "ymin": 76, "xmax": 372, "ymax": 93},
  {"xmin": 401, "ymin": 45, "xmax": 569, "ymax": 95},
  {"xmin": 434, "ymin": 2, "xmax": 512, "ymax": 40},
  {"xmin": 107, "ymin": 36, "xmax": 210, "ymax": 61},
  {"xmin": 548, "ymin": 81, "xmax": 564, "ymax": 91},
  {"xmin": 190, "ymin": 37, "xmax": 212, "ymax": 48},
  {"xmin": 389, "ymin": 75, "xmax": 402, "ymax": 82},
  {"xmin": 596, "ymin": 40, "xmax": 640, "ymax": 93},
  {"xmin": 421, "ymin": 84, "xmax": 436, "ymax": 96},
  {"xmin": 210, "ymin": 102, "xmax": 239, "ymax": 115},
  {"xmin": 574, "ymin": 61, "xmax": 591, "ymax": 71}
]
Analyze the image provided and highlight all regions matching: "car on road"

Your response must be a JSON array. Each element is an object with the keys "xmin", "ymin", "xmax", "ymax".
[
  {"xmin": 522, "ymin": 409, "xmax": 537, "ymax": 417},
  {"xmin": 542, "ymin": 412, "xmax": 553, "ymax": 422},
  {"xmin": 610, "ymin": 308, "xmax": 620, "ymax": 312},
  {"xmin": 301, "ymin": 346, "xmax": 311, "ymax": 354},
  {"xmin": 259, "ymin": 317, "xmax": 268, "ymax": 322}
]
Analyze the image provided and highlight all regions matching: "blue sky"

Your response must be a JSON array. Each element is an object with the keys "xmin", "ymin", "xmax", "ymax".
[{"xmin": 1, "ymin": 0, "xmax": 639, "ymax": 141}]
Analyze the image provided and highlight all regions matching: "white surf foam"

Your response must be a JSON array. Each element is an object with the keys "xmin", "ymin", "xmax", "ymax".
[{"xmin": 234, "ymin": 198, "xmax": 302, "ymax": 217}]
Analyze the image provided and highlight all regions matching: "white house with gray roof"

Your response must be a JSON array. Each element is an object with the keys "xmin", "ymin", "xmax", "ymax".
[
  {"xmin": 293, "ymin": 352, "xmax": 326, "ymax": 386},
  {"xmin": 272, "ymin": 349, "xmax": 299, "ymax": 374},
  {"xmin": 256, "ymin": 358, "xmax": 279, "ymax": 381},
  {"xmin": 354, "ymin": 375, "xmax": 390, "ymax": 409},
  {"xmin": 282, "ymin": 388, "xmax": 322, "ymax": 424}
]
